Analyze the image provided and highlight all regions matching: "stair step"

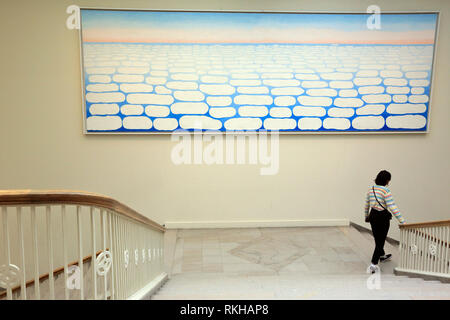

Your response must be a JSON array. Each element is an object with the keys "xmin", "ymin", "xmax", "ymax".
[
  {"xmin": 340, "ymin": 226, "xmax": 373, "ymax": 263},
  {"xmin": 153, "ymin": 226, "xmax": 450, "ymax": 300}
]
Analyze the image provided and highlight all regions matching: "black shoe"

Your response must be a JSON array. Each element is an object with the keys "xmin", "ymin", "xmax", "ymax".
[{"xmin": 380, "ymin": 254, "xmax": 392, "ymax": 262}]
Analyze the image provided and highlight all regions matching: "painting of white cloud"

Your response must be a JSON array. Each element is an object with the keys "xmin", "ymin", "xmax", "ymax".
[{"xmin": 80, "ymin": 10, "xmax": 437, "ymax": 133}]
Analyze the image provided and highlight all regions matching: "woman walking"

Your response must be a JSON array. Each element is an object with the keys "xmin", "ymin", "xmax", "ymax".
[{"xmin": 365, "ymin": 170, "xmax": 406, "ymax": 274}]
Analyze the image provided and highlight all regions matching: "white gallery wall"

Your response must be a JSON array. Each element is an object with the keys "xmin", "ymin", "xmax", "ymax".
[{"xmin": 0, "ymin": 0, "xmax": 449, "ymax": 241}]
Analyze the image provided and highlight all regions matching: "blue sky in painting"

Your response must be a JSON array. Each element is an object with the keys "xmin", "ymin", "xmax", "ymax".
[{"xmin": 81, "ymin": 10, "xmax": 437, "ymax": 33}]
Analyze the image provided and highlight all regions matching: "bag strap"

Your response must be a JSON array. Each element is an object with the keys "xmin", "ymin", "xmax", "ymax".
[{"xmin": 372, "ymin": 186, "xmax": 387, "ymax": 210}]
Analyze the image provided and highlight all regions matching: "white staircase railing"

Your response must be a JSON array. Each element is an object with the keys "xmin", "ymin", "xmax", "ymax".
[
  {"xmin": 396, "ymin": 220, "xmax": 450, "ymax": 281},
  {"xmin": 0, "ymin": 190, "xmax": 166, "ymax": 300}
]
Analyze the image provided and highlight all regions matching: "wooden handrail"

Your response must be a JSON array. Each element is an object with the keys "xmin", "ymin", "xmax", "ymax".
[
  {"xmin": 0, "ymin": 249, "xmax": 107, "ymax": 299},
  {"xmin": 399, "ymin": 219, "xmax": 450, "ymax": 229},
  {"xmin": 0, "ymin": 190, "xmax": 165, "ymax": 232}
]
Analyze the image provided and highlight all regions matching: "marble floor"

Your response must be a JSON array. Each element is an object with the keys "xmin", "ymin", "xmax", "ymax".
[
  {"xmin": 156, "ymin": 226, "xmax": 450, "ymax": 300},
  {"xmin": 168, "ymin": 227, "xmax": 372, "ymax": 277}
]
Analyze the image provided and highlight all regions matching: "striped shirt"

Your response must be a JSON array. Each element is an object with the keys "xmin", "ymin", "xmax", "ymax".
[{"xmin": 365, "ymin": 185, "xmax": 405, "ymax": 224}]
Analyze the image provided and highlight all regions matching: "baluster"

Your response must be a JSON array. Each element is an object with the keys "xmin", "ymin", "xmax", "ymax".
[
  {"xmin": 422, "ymin": 228, "xmax": 426, "ymax": 272},
  {"xmin": 424, "ymin": 228, "xmax": 428, "ymax": 272},
  {"xmin": 423, "ymin": 228, "xmax": 430, "ymax": 272},
  {"xmin": 414, "ymin": 228, "xmax": 418, "ymax": 271},
  {"xmin": 111, "ymin": 214, "xmax": 118, "ymax": 300},
  {"xmin": 108, "ymin": 211, "xmax": 114, "ymax": 300},
  {"xmin": 124, "ymin": 218, "xmax": 129, "ymax": 298},
  {"xmin": 2, "ymin": 207, "xmax": 12, "ymax": 300},
  {"xmin": 405, "ymin": 229, "xmax": 410, "ymax": 270},
  {"xmin": 432, "ymin": 227, "xmax": 437, "ymax": 273},
  {"xmin": 132, "ymin": 220, "xmax": 136, "ymax": 296},
  {"xmin": 135, "ymin": 222, "xmax": 139, "ymax": 294},
  {"xmin": 410, "ymin": 229, "xmax": 419, "ymax": 268},
  {"xmin": 437, "ymin": 227, "xmax": 441, "ymax": 273},
  {"xmin": 129, "ymin": 219, "xmax": 134, "ymax": 297},
  {"xmin": 439, "ymin": 226, "xmax": 444, "ymax": 274},
  {"xmin": 17, "ymin": 207, "xmax": 27, "ymax": 300},
  {"xmin": 61, "ymin": 205, "xmax": 69, "ymax": 300},
  {"xmin": 428, "ymin": 228, "xmax": 432, "ymax": 272},
  {"xmin": 442, "ymin": 226, "xmax": 446, "ymax": 274},
  {"xmin": 136, "ymin": 223, "xmax": 140, "ymax": 295},
  {"xmin": 160, "ymin": 233, "xmax": 164, "ymax": 273},
  {"xmin": 159, "ymin": 232, "xmax": 165, "ymax": 272},
  {"xmin": 156, "ymin": 231, "xmax": 159, "ymax": 274},
  {"xmin": 119, "ymin": 215, "xmax": 125, "ymax": 299},
  {"xmin": 158, "ymin": 231, "xmax": 161, "ymax": 275},
  {"xmin": 90, "ymin": 207, "xmax": 97, "ymax": 300},
  {"xmin": 153, "ymin": 231, "xmax": 157, "ymax": 279},
  {"xmin": 418, "ymin": 228, "xmax": 424, "ymax": 272},
  {"xmin": 45, "ymin": 206, "xmax": 54, "ymax": 300},
  {"xmin": 150, "ymin": 227, "xmax": 153, "ymax": 282},
  {"xmin": 434, "ymin": 227, "xmax": 441, "ymax": 273},
  {"xmin": 76, "ymin": 206, "xmax": 84, "ymax": 300},
  {"xmin": 422, "ymin": 228, "xmax": 427, "ymax": 272},
  {"xmin": 140, "ymin": 226, "xmax": 148, "ymax": 292},
  {"xmin": 432, "ymin": 227, "xmax": 436, "ymax": 273},
  {"xmin": 130, "ymin": 220, "xmax": 134, "ymax": 295},
  {"xmin": 31, "ymin": 206, "xmax": 40, "ymax": 299},
  {"xmin": 436, "ymin": 227, "xmax": 441, "ymax": 274},
  {"xmin": 428, "ymin": 227, "xmax": 432, "ymax": 273},
  {"xmin": 148, "ymin": 229, "xmax": 151, "ymax": 279},
  {"xmin": 145, "ymin": 227, "xmax": 149, "ymax": 284},
  {"xmin": 119, "ymin": 217, "xmax": 124, "ymax": 300},
  {"xmin": 404, "ymin": 229, "xmax": 408, "ymax": 269},
  {"xmin": 411, "ymin": 229, "xmax": 418, "ymax": 270},
  {"xmin": 415, "ymin": 229, "xmax": 420, "ymax": 270},
  {"xmin": 444, "ymin": 226, "xmax": 450, "ymax": 273},
  {"xmin": 416, "ymin": 229, "xmax": 420, "ymax": 270},
  {"xmin": 426, "ymin": 227, "xmax": 431, "ymax": 273},
  {"xmin": 141, "ymin": 225, "xmax": 145, "ymax": 293},
  {"xmin": 143, "ymin": 227, "xmax": 147, "ymax": 284},
  {"xmin": 153, "ymin": 231, "xmax": 157, "ymax": 278},
  {"xmin": 157, "ymin": 232, "xmax": 160, "ymax": 273},
  {"xmin": 118, "ymin": 214, "xmax": 123, "ymax": 300},
  {"xmin": 145, "ymin": 226, "xmax": 149, "ymax": 284},
  {"xmin": 157, "ymin": 231, "xmax": 160, "ymax": 275},
  {"xmin": 116, "ymin": 214, "xmax": 123, "ymax": 300},
  {"xmin": 122, "ymin": 216, "xmax": 127, "ymax": 299},
  {"xmin": 129, "ymin": 219, "xmax": 135, "ymax": 296},
  {"xmin": 155, "ymin": 231, "xmax": 158, "ymax": 274},
  {"xmin": 101, "ymin": 210, "xmax": 107, "ymax": 300},
  {"xmin": 136, "ymin": 222, "xmax": 140, "ymax": 294},
  {"xmin": 399, "ymin": 229, "xmax": 403, "ymax": 268},
  {"xmin": 146, "ymin": 226, "xmax": 150, "ymax": 285},
  {"xmin": 149, "ymin": 230, "xmax": 153, "ymax": 279},
  {"xmin": 406, "ymin": 229, "xmax": 411, "ymax": 270},
  {"xmin": 141, "ymin": 225, "xmax": 145, "ymax": 292},
  {"xmin": 411, "ymin": 229, "xmax": 415, "ymax": 270}
]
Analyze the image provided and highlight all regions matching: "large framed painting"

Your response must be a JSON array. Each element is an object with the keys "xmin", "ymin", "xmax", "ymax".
[{"xmin": 79, "ymin": 9, "xmax": 439, "ymax": 133}]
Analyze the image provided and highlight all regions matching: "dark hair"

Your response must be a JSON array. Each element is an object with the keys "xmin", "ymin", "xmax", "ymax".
[{"xmin": 375, "ymin": 170, "xmax": 391, "ymax": 186}]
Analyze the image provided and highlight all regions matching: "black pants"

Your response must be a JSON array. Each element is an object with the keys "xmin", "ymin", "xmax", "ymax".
[{"xmin": 369, "ymin": 208, "xmax": 391, "ymax": 265}]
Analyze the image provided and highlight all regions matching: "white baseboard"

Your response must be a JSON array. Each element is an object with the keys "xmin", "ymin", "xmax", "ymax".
[
  {"xmin": 127, "ymin": 272, "xmax": 168, "ymax": 300},
  {"xmin": 164, "ymin": 219, "xmax": 349, "ymax": 229}
]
